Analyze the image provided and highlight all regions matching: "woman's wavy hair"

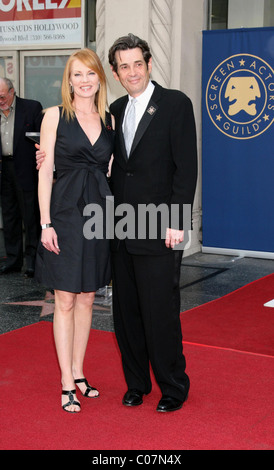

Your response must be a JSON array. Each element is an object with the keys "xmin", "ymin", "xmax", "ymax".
[{"xmin": 61, "ymin": 48, "xmax": 107, "ymax": 124}]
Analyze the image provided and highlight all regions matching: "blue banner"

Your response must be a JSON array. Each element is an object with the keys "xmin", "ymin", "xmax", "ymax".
[{"xmin": 202, "ymin": 27, "xmax": 274, "ymax": 257}]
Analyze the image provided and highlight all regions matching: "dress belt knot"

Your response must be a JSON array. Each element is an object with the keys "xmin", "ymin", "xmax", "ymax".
[{"xmin": 76, "ymin": 166, "xmax": 112, "ymax": 214}]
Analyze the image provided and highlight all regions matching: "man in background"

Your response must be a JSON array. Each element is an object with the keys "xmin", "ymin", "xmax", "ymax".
[{"xmin": 0, "ymin": 77, "xmax": 43, "ymax": 277}]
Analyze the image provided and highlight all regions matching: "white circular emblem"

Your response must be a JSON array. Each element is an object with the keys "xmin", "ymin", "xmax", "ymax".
[{"xmin": 206, "ymin": 53, "xmax": 274, "ymax": 139}]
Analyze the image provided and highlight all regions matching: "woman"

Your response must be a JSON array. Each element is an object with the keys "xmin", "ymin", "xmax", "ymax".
[{"xmin": 36, "ymin": 49, "xmax": 114, "ymax": 413}]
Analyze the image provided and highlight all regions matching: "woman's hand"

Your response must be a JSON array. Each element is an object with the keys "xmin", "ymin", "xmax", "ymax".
[{"xmin": 41, "ymin": 227, "xmax": 60, "ymax": 255}]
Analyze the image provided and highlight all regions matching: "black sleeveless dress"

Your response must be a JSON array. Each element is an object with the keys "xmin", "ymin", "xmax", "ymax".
[{"xmin": 35, "ymin": 107, "xmax": 114, "ymax": 293}]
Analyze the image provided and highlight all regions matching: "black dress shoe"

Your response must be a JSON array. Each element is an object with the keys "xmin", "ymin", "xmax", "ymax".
[
  {"xmin": 122, "ymin": 389, "xmax": 144, "ymax": 407},
  {"xmin": 156, "ymin": 394, "xmax": 188, "ymax": 413},
  {"xmin": 24, "ymin": 268, "xmax": 34, "ymax": 278},
  {"xmin": 0, "ymin": 265, "xmax": 21, "ymax": 275}
]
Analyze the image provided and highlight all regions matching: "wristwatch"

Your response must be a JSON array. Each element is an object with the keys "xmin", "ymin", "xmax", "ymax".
[{"xmin": 41, "ymin": 223, "xmax": 53, "ymax": 229}]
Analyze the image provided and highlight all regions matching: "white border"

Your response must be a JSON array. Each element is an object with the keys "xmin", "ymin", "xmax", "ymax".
[{"xmin": 202, "ymin": 246, "xmax": 274, "ymax": 260}]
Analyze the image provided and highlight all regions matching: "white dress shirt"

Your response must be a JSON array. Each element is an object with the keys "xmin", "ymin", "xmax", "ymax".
[{"xmin": 123, "ymin": 80, "xmax": 155, "ymax": 134}]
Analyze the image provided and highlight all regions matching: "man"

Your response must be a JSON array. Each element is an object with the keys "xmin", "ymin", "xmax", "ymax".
[
  {"xmin": 108, "ymin": 34, "xmax": 197, "ymax": 412},
  {"xmin": 0, "ymin": 78, "xmax": 43, "ymax": 277}
]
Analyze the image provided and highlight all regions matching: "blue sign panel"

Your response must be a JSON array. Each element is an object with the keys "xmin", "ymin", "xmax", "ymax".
[{"xmin": 202, "ymin": 28, "xmax": 274, "ymax": 256}]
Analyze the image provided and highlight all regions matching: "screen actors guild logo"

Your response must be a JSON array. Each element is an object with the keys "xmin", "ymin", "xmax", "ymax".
[{"xmin": 206, "ymin": 53, "xmax": 274, "ymax": 139}]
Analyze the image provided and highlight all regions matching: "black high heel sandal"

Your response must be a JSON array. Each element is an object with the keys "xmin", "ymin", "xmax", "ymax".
[
  {"xmin": 74, "ymin": 378, "xmax": 99, "ymax": 398},
  {"xmin": 62, "ymin": 389, "xmax": 81, "ymax": 413}
]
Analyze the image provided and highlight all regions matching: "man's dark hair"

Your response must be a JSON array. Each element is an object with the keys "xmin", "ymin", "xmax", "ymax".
[{"xmin": 108, "ymin": 33, "xmax": 152, "ymax": 73}]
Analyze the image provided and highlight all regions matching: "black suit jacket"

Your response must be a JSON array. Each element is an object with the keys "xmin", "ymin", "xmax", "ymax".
[
  {"xmin": 0, "ymin": 96, "xmax": 43, "ymax": 193},
  {"xmin": 109, "ymin": 81, "xmax": 197, "ymax": 255}
]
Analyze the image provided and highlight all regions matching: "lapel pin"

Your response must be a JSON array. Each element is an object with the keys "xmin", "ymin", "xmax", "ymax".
[{"xmin": 147, "ymin": 106, "xmax": 156, "ymax": 115}]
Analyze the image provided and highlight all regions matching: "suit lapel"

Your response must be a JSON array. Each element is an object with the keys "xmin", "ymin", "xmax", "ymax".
[
  {"xmin": 118, "ymin": 82, "xmax": 162, "ymax": 161},
  {"xmin": 13, "ymin": 97, "xmax": 25, "ymax": 153},
  {"xmin": 129, "ymin": 82, "xmax": 162, "ymax": 158},
  {"xmin": 130, "ymin": 100, "xmax": 158, "ymax": 156}
]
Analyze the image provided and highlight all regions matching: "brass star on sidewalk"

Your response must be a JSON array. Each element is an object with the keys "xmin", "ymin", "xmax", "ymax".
[
  {"xmin": 6, "ymin": 290, "xmax": 55, "ymax": 317},
  {"xmin": 4, "ymin": 291, "xmax": 111, "ymax": 318}
]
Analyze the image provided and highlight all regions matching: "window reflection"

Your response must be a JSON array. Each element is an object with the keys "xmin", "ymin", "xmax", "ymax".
[
  {"xmin": 209, "ymin": 0, "xmax": 228, "ymax": 29},
  {"xmin": 24, "ymin": 54, "xmax": 71, "ymax": 109}
]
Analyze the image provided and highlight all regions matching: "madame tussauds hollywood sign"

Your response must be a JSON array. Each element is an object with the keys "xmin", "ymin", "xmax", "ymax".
[
  {"xmin": 0, "ymin": 0, "xmax": 81, "ymax": 46},
  {"xmin": 0, "ymin": 0, "xmax": 71, "ymax": 13}
]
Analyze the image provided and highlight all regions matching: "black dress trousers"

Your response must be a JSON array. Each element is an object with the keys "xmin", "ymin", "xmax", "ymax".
[
  {"xmin": 111, "ymin": 242, "xmax": 189, "ymax": 401},
  {"xmin": 1, "ymin": 159, "xmax": 39, "ymax": 270}
]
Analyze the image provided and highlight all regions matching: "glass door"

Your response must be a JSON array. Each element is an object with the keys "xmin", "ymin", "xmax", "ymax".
[
  {"xmin": 0, "ymin": 51, "xmax": 19, "ymax": 91},
  {"xmin": 20, "ymin": 50, "xmax": 76, "ymax": 109}
]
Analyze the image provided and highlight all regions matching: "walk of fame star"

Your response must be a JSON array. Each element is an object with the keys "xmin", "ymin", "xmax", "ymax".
[{"xmin": 4, "ymin": 291, "xmax": 110, "ymax": 317}]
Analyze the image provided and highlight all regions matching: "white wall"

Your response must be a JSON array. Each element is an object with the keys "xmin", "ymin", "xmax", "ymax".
[
  {"xmin": 179, "ymin": 0, "xmax": 207, "ymax": 254},
  {"xmin": 96, "ymin": 0, "xmax": 207, "ymax": 255}
]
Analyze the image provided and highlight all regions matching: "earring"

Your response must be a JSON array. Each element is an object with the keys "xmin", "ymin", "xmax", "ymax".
[{"xmin": 70, "ymin": 84, "xmax": 74, "ymax": 94}]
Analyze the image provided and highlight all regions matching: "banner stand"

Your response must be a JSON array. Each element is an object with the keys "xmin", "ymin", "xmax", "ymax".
[
  {"xmin": 202, "ymin": 246, "xmax": 274, "ymax": 261},
  {"xmin": 202, "ymin": 27, "xmax": 274, "ymax": 259}
]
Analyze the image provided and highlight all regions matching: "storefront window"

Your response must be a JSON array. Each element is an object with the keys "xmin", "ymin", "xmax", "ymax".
[
  {"xmin": 209, "ymin": 0, "xmax": 274, "ymax": 29},
  {"xmin": 86, "ymin": 0, "xmax": 97, "ymax": 50},
  {"xmin": 209, "ymin": 0, "xmax": 228, "ymax": 29},
  {"xmin": 22, "ymin": 51, "xmax": 75, "ymax": 109}
]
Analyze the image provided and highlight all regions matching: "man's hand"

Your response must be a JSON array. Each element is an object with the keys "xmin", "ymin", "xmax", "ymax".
[
  {"xmin": 165, "ymin": 228, "xmax": 184, "ymax": 249},
  {"xmin": 35, "ymin": 143, "xmax": 46, "ymax": 170}
]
